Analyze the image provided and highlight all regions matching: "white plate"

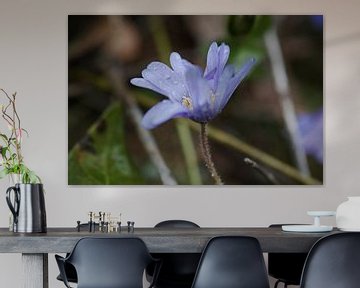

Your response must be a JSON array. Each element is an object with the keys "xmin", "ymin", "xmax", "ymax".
[
  {"xmin": 307, "ymin": 211, "xmax": 336, "ymax": 217},
  {"xmin": 282, "ymin": 225, "xmax": 333, "ymax": 232}
]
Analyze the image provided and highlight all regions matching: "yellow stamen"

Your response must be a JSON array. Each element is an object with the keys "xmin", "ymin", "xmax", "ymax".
[{"xmin": 181, "ymin": 96, "xmax": 193, "ymax": 110}]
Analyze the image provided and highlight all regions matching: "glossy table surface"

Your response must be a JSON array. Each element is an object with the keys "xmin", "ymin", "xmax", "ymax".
[{"xmin": 0, "ymin": 226, "xmax": 340, "ymax": 253}]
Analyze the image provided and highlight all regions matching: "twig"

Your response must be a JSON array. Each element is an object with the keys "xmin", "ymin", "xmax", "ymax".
[
  {"xmin": 104, "ymin": 17, "xmax": 177, "ymax": 185},
  {"xmin": 175, "ymin": 120, "xmax": 202, "ymax": 184},
  {"xmin": 187, "ymin": 119, "xmax": 321, "ymax": 185},
  {"xmin": 134, "ymin": 92, "xmax": 321, "ymax": 185},
  {"xmin": 244, "ymin": 157, "xmax": 279, "ymax": 184},
  {"xmin": 264, "ymin": 21, "xmax": 310, "ymax": 177},
  {"xmin": 199, "ymin": 123, "xmax": 223, "ymax": 185},
  {"xmin": 203, "ymin": 123, "xmax": 320, "ymax": 185},
  {"xmin": 148, "ymin": 15, "xmax": 202, "ymax": 185},
  {"xmin": 106, "ymin": 64, "xmax": 177, "ymax": 185},
  {"xmin": 1, "ymin": 89, "xmax": 23, "ymax": 164}
]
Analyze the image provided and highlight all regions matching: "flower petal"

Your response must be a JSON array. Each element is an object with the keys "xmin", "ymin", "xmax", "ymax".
[
  {"xmin": 219, "ymin": 58, "xmax": 256, "ymax": 111},
  {"xmin": 298, "ymin": 109, "xmax": 323, "ymax": 163},
  {"xmin": 142, "ymin": 61, "xmax": 187, "ymax": 102},
  {"xmin": 169, "ymin": 52, "xmax": 197, "ymax": 87},
  {"xmin": 213, "ymin": 43, "xmax": 230, "ymax": 90},
  {"xmin": 204, "ymin": 42, "xmax": 219, "ymax": 79},
  {"xmin": 130, "ymin": 78, "xmax": 165, "ymax": 96},
  {"xmin": 213, "ymin": 64, "xmax": 235, "ymax": 111},
  {"xmin": 141, "ymin": 100, "xmax": 189, "ymax": 129},
  {"xmin": 217, "ymin": 43, "xmax": 230, "ymax": 69},
  {"xmin": 204, "ymin": 42, "xmax": 230, "ymax": 91},
  {"xmin": 170, "ymin": 52, "xmax": 186, "ymax": 75},
  {"xmin": 184, "ymin": 64, "xmax": 214, "ymax": 122}
]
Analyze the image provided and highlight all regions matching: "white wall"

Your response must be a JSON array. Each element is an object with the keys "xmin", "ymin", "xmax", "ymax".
[{"xmin": 0, "ymin": 0, "xmax": 360, "ymax": 287}]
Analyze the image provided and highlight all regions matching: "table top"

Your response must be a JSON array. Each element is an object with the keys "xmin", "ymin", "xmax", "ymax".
[{"xmin": 0, "ymin": 227, "xmax": 340, "ymax": 254}]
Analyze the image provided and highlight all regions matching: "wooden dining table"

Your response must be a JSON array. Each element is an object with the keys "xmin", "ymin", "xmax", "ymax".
[{"xmin": 0, "ymin": 226, "xmax": 339, "ymax": 288}]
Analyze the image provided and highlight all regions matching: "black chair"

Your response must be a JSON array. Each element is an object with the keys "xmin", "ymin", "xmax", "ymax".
[
  {"xmin": 56, "ymin": 262, "xmax": 77, "ymax": 284},
  {"xmin": 55, "ymin": 237, "xmax": 160, "ymax": 288},
  {"xmin": 56, "ymin": 223, "xmax": 99, "ymax": 284},
  {"xmin": 191, "ymin": 236, "xmax": 270, "ymax": 288},
  {"xmin": 147, "ymin": 220, "xmax": 201, "ymax": 288},
  {"xmin": 300, "ymin": 232, "xmax": 360, "ymax": 288},
  {"xmin": 268, "ymin": 224, "xmax": 308, "ymax": 288}
]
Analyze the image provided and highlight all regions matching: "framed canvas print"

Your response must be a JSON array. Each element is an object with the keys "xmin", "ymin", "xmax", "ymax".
[{"xmin": 68, "ymin": 15, "xmax": 323, "ymax": 185}]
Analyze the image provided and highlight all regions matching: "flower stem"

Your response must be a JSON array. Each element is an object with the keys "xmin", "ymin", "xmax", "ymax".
[{"xmin": 200, "ymin": 123, "xmax": 223, "ymax": 185}]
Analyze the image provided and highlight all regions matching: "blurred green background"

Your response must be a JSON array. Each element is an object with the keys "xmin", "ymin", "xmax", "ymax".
[{"xmin": 68, "ymin": 15, "xmax": 323, "ymax": 185}]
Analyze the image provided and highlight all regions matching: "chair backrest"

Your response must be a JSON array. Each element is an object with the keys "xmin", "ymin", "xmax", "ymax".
[
  {"xmin": 300, "ymin": 232, "xmax": 360, "ymax": 288},
  {"xmin": 66, "ymin": 237, "xmax": 154, "ymax": 288},
  {"xmin": 155, "ymin": 219, "xmax": 200, "ymax": 228},
  {"xmin": 150, "ymin": 220, "xmax": 201, "ymax": 287},
  {"xmin": 191, "ymin": 236, "xmax": 270, "ymax": 288}
]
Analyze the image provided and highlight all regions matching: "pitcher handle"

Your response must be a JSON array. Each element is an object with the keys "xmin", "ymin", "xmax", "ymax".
[{"xmin": 6, "ymin": 186, "xmax": 20, "ymax": 224}]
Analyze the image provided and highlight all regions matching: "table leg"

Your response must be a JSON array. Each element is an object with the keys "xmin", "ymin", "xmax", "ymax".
[{"xmin": 22, "ymin": 253, "xmax": 48, "ymax": 288}]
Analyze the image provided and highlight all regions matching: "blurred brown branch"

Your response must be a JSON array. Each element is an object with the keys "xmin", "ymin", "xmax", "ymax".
[
  {"xmin": 244, "ymin": 157, "xmax": 279, "ymax": 184},
  {"xmin": 135, "ymin": 91, "xmax": 320, "ymax": 185},
  {"xmin": 103, "ymin": 16, "xmax": 177, "ymax": 185},
  {"xmin": 264, "ymin": 19, "xmax": 310, "ymax": 177}
]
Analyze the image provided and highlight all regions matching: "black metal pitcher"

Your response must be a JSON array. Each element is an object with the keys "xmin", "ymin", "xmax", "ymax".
[{"xmin": 6, "ymin": 183, "xmax": 47, "ymax": 233}]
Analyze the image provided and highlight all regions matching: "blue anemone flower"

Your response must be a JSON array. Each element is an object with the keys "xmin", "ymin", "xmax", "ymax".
[
  {"xmin": 131, "ymin": 42, "xmax": 256, "ymax": 129},
  {"xmin": 298, "ymin": 109, "xmax": 323, "ymax": 163}
]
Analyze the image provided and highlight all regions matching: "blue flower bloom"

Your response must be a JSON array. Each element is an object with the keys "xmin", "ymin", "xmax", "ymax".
[
  {"xmin": 131, "ymin": 42, "xmax": 256, "ymax": 129},
  {"xmin": 298, "ymin": 109, "xmax": 323, "ymax": 163}
]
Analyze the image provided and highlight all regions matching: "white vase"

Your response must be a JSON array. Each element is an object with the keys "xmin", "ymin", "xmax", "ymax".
[
  {"xmin": 7, "ymin": 173, "xmax": 22, "ymax": 231},
  {"xmin": 9, "ymin": 173, "xmax": 22, "ymax": 185},
  {"xmin": 336, "ymin": 197, "xmax": 360, "ymax": 231}
]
